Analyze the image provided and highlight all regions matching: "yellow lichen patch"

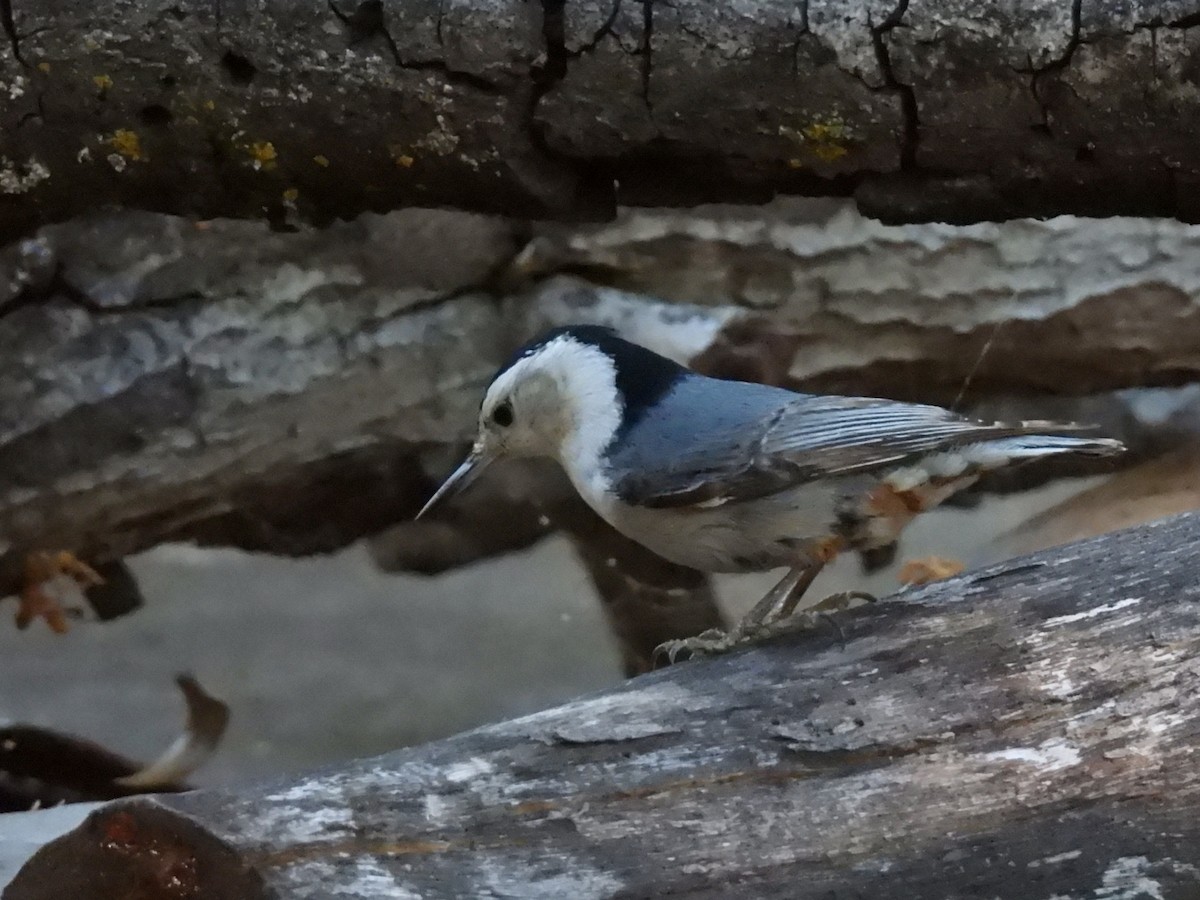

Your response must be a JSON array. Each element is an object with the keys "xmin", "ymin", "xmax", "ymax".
[
  {"xmin": 313, "ymin": 154, "xmax": 330, "ymax": 167},
  {"xmin": 247, "ymin": 141, "xmax": 277, "ymax": 171},
  {"xmin": 282, "ymin": 187, "xmax": 299, "ymax": 202},
  {"xmin": 37, "ymin": 62, "xmax": 51, "ymax": 74},
  {"xmin": 203, "ymin": 99, "xmax": 216, "ymax": 111},
  {"xmin": 780, "ymin": 116, "xmax": 855, "ymax": 164},
  {"xmin": 803, "ymin": 122, "xmax": 850, "ymax": 162},
  {"xmin": 109, "ymin": 129, "xmax": 143, "ymax": 161},
  {"xmin": 388, "ymin": 144, "xmax": 415, "ymax": 168},
  {"xmin": 92, "ymin": 74, "xmax": 113, "ymax": 92}
]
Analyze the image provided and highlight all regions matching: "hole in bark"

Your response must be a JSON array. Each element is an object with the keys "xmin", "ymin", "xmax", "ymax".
[
  {"xmin": 138, "ymin": 104, "xmax": 173, "ymax": 127},
  {"xmin": 220, "ymin": 50, "xmax": 257, "ymax": 84},
  {"xmin": 346, "ymin": 0, "xmax": 386, "ymax": 42},
  {"xmin": 1075, "ymin": 142, "xmax": 1096, "ymax": 163},
  {"xmin": 160, "ymin": 74, "xmax": 177, "ymax": 88},
  {"xmin": 165, "ymin": 4, "xmax": 188, "ymax": 18},
  {"xmin": 1029, "ymin": 123, "xmax": 1052, "ymax": 137}
]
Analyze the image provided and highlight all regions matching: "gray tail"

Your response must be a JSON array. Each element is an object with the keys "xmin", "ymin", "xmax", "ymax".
[{"xmin": 973, "ymin": 433, "xmax": 1125, "ymax": 465}]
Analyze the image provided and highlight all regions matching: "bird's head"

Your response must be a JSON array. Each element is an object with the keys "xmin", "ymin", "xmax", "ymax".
[{"xmin": 416, "ymin": 325, "xmax": 686, "ymax": 518}]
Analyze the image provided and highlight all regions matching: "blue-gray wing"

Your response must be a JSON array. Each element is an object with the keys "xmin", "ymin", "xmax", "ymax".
[{"xmin": 609, "ymin": 377, "xmax": 1071, "ymax": 508}]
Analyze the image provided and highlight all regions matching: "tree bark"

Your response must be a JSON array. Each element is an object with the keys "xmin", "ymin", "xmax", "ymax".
[
  {"xmin": 3, "ymin": 0, "xmax": 1200, "ymax": 238},
  {"xmin": 4, "ymin": 202, "xmax": 1200, "ymax": 605},
  {"xmin": 8, "ymin": 512, "xmax": 1200, "ymax": 899}
]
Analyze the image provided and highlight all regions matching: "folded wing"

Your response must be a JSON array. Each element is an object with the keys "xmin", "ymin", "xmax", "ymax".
[{"xmin": 611, "ymin": 382, "xmax": 1113, "ymax": 508}]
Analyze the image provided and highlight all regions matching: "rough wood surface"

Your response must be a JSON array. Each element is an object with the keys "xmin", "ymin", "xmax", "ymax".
[
  {"xmin": 4, "ymin": 202, "xmax": 1200, "ymax": 607},
  {"xmin": 8, "ymin": 512, "xmax": 1200, "ymax": 898},
  {"xmin": 4, "ymin": 0, "xmax": 1200, "ymax": 235}
]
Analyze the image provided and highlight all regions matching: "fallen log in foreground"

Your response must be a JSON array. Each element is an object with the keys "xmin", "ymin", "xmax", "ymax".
[{"xmin": 8, "ymin": 512, "xmax": 1200, "ymax": 899}]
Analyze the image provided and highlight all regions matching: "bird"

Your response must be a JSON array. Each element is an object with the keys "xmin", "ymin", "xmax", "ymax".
[{"xmin": 418, "ymin": 325, "xmax": 1125, "ymax": 663}]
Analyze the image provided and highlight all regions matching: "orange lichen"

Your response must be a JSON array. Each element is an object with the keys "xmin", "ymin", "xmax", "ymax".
[
  {"xmin": 898, "ymin": 556, "xmax": 966, "ymax": 586},
  {"xmin": 17, "ymin": 551, "xmax": 105, "ymax": 634},
  {"xmin": 388, "ymin": 144, "xmax": 415, "ymax": 167},
  {"xmin": 92, "ymin": 74, "xmax": 113, "ymax": 92}
]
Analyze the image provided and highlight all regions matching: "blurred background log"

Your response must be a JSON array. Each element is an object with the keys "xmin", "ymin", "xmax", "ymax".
[
  {"xmin": 8, "ymin": 201, "xmax": 1200, "ymax": 602},
  {"xmin": 8, "ymin": 513, "xmax": 1200, "ymax": 899},
  {"xmin": 5, "ymin": 199, "xmax": 1200, "ymax": 666}
]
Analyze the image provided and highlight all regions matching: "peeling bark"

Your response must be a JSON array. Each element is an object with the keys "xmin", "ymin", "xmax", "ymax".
[
  {"xmin": 8, "ymin": 513, "xmax": 1200, "ymax": 898},
  {"xmin": 4, "ymin": 203, "xmax": 1200, "ymax": 607},
  {"xmin": 521, "ymin": 199, "xmax": 1200, "ymax": 402},
  {"xmin": 4, "ymin": 1, "xmax": 1200, "ymax": 236}
]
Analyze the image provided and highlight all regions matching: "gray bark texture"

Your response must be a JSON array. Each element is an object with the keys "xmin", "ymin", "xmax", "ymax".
[
  {"xmin": 7, "ymin": 511, "xmax": 1200, "ymax": 899},
  {"xmin": 4, "ymin": 0, "xmax": 1200, "ymax": 237},
  {"xmin": 3, "ymin": 201, "xmax": 1200, "ymax": 616}
]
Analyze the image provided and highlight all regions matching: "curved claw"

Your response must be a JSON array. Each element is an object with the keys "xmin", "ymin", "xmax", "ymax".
[
  {"xmin": 810, "ymin": 590, "xmax": 878, "ymax": 613},
  {"xmin": 652, "ymin": 639, "xmax": 692, "ymax": 667},
  {"xmin": 652, "ymin": 627, "xmax": 741, "ymax": 667}
]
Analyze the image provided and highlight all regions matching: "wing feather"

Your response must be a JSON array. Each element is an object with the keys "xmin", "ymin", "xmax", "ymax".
[{"xmin": 611, "ymin": 388, "xmax": 1086, "ymax": 509}]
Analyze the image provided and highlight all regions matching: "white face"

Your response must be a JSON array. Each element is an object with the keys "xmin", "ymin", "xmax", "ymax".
[
  {"xmin": 417, "ymin": 333, "xmax": 629, "ymax": 520},
  {"xmin": 476, "ymin": 335, "xmax": 623, "ymax": 487}
]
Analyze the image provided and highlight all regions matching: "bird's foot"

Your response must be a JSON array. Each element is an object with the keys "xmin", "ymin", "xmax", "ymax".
[
  {"xmin": 16, "ymin": 551, "xmax": 105, "ymax": 634},
  {"xmin": 652, "ymin": 590, "xmax": 877, "ymax": 665},
  {"xmin": 898, "ymin": 555, "xmax": 965, "ymax": 586},
  {"xmin": 653, "ymin": 626, "xmax": 749, "ymax": 665}
]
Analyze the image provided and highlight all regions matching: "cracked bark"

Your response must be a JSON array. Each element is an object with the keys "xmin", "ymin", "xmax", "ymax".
[
  {"xmin": 6, "ymin": 0, "xmax": 1200, "ymax": 235},
  {"xmin": 5, "ymin": 200, "xmax": 1200, "ymax": 614},
  {"xmin": 8, "ymin": 513, "xmax": 1200, "ymax": 898},
  {"xmin": 868, "ymin": 0, "xmax": 918, "ymax": 170}
]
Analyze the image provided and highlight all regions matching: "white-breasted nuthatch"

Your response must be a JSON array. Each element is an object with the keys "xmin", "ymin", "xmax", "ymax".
[{"xmin": 419, "ymin": 325, "xmax": 1125, "ymax": 661}]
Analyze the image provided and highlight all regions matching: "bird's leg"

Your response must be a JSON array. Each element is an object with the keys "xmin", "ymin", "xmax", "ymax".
[
  {"xmin": 733, "ymin": 561, "xmax": 825, "ymax": 635},
  {"xmin": 654, "ymin": 537, "xmax": 872, "ymax": 664}
]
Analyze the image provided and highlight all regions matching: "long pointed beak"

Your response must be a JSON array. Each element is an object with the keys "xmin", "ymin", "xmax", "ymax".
[{"xmin": 416, "ymin": 447, "xmax": 494, "ymax": 520}]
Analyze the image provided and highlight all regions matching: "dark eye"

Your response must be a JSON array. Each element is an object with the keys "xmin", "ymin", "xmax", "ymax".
[{"xmin": 492, "ymin": 400, "xmax": 514, "ymax": 428}]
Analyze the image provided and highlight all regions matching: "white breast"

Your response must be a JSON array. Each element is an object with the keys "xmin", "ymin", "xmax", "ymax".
[{"xmin": 574, "ymin": 480, "xmax": 839, "ymax": 574}]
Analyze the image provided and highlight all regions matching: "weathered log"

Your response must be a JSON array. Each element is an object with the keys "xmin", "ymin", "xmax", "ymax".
[
  {"xmin": 5, "ymin": 203, "xmax": 1200, "ymax": 607},
  {"xmin": 3, "ymin": 0, "xmax": 1200, "ymax": 236},
  {"xmin": 8, "ymin": 512, "xmax": 1200, "ymax": 898}
]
